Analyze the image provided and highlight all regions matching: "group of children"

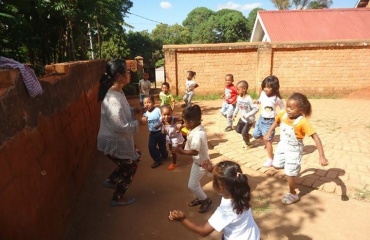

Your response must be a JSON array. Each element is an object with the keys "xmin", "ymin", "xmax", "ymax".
[{"xmin": 138, "ymin": 70, "xmax": 328, "ymax": 239}]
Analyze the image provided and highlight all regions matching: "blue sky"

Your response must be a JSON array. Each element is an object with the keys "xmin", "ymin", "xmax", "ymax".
[{"xmin": 124, "ymin": 0, "xmax": 356, "ymax": 32}]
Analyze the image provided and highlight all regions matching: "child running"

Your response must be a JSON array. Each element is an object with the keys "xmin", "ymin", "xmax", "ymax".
[
  {"xmin": 158, "ymin": 104, "xmax": 185, "ymax": 170},
  {"xmin": 159, "ymin": 82, "xmax": 175, "ymax": 110},
  {"xmin": 141, "ymin": 96, "xmax": 168, "ymax": 169},
  {"xmin": 181, "ymin": 71, "xmax": 198, "ymax": 108},
  {"xmin": 169, "ymin": 160, "xmax": 260, "ymax": 240},
  {"xmin": 220, "ymin": 74, "xmax": 238, "ymax": 132},
  {"xmin": 232, "ymin": 80, "xmax": 259, "ymax": 147},
  {"xmin": 173, "ymin": 105, "xmax": 212, "ymax": 213},
  {"xmin": 138, "ymin": 72, "xmax": 151, "ymax": 107},
  {"xmin": 253, "ymin": 75, "xmax": 285, "ymax": 167},
  {"xmin": 264, "ymin": 92, "xmax": 329, "ymax": 204}
]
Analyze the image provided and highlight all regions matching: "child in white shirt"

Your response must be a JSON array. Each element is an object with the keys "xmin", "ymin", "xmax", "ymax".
[{"xmin": 181, "ymin": 71, "xmax": 198, "ymax": 108}]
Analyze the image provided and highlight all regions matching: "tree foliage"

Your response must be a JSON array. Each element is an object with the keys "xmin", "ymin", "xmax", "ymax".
[{"xmin": 272, "ymin": 0, "xmax": 333, "ymax": 10}]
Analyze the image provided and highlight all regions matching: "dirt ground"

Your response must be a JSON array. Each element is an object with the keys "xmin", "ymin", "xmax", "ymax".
[{"xmin": 66, "ymin": 98, "xmax": 370, "ymax": 240}]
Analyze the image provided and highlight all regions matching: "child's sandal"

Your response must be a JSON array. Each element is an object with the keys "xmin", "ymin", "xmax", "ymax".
[
  {"xmin": 188, "ymin": 198, "xmax": 202, "ymax": 207},
  {"xmin": 198, "ymin": 198, "xmax": 212, "ymax": 213}
]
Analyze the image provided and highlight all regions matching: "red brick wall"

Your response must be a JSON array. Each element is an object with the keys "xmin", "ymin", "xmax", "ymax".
[
  {"xmin": 164, "ymin": 41, "xmax": 370, "ymax": 97},
  {"xmin": 0, "ymin": 60, "xmax": 105, "ymax": 240}
]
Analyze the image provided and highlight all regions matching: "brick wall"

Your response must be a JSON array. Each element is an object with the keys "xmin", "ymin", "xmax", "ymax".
[
  {"xmin": 0, "ymin": 60, "xmax": 106, "ymax": 240},
  {"xmin": 164, "ymin": 40, "xmax": 370, "ymax": 97}
]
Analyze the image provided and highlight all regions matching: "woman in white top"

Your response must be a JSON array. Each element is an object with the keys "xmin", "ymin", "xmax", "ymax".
[
  {"xmin": 97, "ymin": 59, "xmax": 141, "ymax": 207},
  {"xmin": 169, "ymin": 160, "xmax": 260, "ymax": 240}
]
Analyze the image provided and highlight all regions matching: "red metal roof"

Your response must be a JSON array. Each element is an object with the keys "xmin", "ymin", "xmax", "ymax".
[{"xmin": 259, "ymin": 8, "xmax": 370, "ymax": 41}]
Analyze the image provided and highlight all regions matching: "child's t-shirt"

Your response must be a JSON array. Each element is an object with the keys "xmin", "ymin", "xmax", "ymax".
[
  {"xmin": 224, "ymin": 85, "xmax": 238, "ymax": 104},
  {"xmin": 185, "ymin": 79, "xmax": 197, "ymax": 93},
  {"xmin": 159, "ymin": 91, "xmax": 174, "ymax": 106},
  {"xmin": 258, "ymin": 91, "xmax": 285, "ymax": 119},
  {"xmin": 138, "ymin": 79, "xmax": 151, "ymax": 95},
  {"xmin": 184, "ymin": 125, "xmax": 209, "ymax": 165},
  {"xmin": 143, "ymin": 107, "xmax": 161, "ymax": 132},
  {"xmin": 163, "ymin": 117, "xmax": 185, "ymax": 145},
  {"xmin": 233, "ymin": 95, "xmax": 259, "ymax": 123},
  {"xmin": 208, "ymin": 197, "xmax": 260, "ymax": 240},
  {"xmin": 275, "ymin": 110, "xmax": 316, "ymax": 139}
]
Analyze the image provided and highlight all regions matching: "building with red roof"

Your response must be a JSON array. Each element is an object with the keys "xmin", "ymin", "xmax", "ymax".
[{"xmin": 250, "ymin": 7, "xmax": 370, "ymax": 42}]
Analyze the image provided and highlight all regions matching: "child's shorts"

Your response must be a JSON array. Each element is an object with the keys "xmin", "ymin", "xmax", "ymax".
[
  {"xmin": 273, "ymin": 141, "xmax": 303, "ymax": 176},
  {"xmin": 253, "ymin": 117, "xmax": 275, "ymax": 140}
]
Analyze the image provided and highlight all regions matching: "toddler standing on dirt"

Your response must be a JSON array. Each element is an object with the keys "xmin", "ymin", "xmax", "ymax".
[
  {"xmin": 264, "ymin": 92, "xmax": 329, "ymax": 204},
  {"xmin": 173, "ymin": 105, "xmax": 212, "ymax": 213},
  {"xmin": 232, "ymin": 80, "xmax": 259, "ymax": 147},
  {"xmin": 181, "ymin": 71, "xmax": 198, "ymax": 108},
  {"xmin": 220, "ymin": 74, "xmax": 238, "ymax": 132}
]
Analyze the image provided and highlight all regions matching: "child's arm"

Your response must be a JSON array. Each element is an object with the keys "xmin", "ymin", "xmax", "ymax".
[
  {"xmin": 311, "ymin": 133, "xmax": 329, "ymax": 166},
  {"xmin": 140, "ymin": 115, "xmax": 148, "ymax": 125},
  {"xmin": 232, "ymin": 101, "xmax": 240, "ymax": 121},
  {"xmin": 175, "ymin": 148, "xmax": 198, "ymax": 156},
  {"xmin": 171, "ymin": 95, "xmax": 175, "ymax": 110},
  {"xmin": 168, "ymin": 210, "xmax": 214, "ymax": 237},
  {"xmin": 263, "ymin": 120, "xmax": 279, "ymax": 141}
]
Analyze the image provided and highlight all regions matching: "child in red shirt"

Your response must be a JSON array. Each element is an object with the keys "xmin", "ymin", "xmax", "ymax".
[{"xmin": 220, "ymin": 74, "xmax": 238, "ymax": 132}]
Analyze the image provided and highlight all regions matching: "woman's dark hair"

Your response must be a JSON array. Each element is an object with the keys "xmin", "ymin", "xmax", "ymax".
[
  {"xmin": 288, "ymin": 92, "xmax": 312, "ymax": 117},
  {"xmin": 162, "ymin": 82, "xmax": 170, "ymax": 89},
  {"xmin": 182, "ymin": 104, "xmax": 201, "ymax": 124},
  {"xmin": 213, "ymin": 161, "xmax": 251, "ymax": 214},
  {"xmin": 261, "ymin": 75, "xmax": 282, "ymax": 99},
  {"xmin": 98, "ymin": 59, "xmax": 126, "ymax": 102}
]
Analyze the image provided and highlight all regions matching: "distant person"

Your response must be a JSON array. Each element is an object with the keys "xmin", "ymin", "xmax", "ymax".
[
  {"xmin": 264, "ymin": 92, "xmax": 329, "ymax": 204},
  {"xmin": 141, "ymin": 96, "xmax": 168, "ymax": 168},
  {"xmin": 159, "ymin": 82, "xmax": 175, "ymax": 110},
  {"xmin": 220, "ymin": 74, "xmax": 238, "ymax": 132},
  {"xmin": 253, "ymin": 75, "xmax": 285, "ymax": 167},
  {"xmin": 181, "ymin": 70, "xmax": 198, "ymax": 108},
  {"xmin": 173, "ymin": 105, "xmax": 212, "ymax": 213},
  {"xmin": 138, "ymin": 72, "xmax": 151, "ymax": 106},
  {"xmin": 97, "ymin": 59, "xmax": 140, "ymax": 207},
  {"xmin": 158, "ymin": 104, "xmax": 185, "ymax": 170},
  {"xmin": 232, "ymin": 80, "xmax": 259, "ymax": 147},
  {"xmin": 169, "ymin": 160, "xmax": 260, "ymax": 240}
]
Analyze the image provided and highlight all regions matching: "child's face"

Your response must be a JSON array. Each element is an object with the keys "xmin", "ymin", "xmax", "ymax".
[
  {"xmin": 183, "ymin": 118, "xmax": 195, "ymax": 130},
  {"xmin": 143, "ymin": 73, "xmax": 149, "ymax": 80},
  {"xmin": 161, "ymin": 107, "xmax": 172, "ymax": 122},
  {"xmin": 263, "ymin": 85, "xmax": 273, "ymax": 96},
  {"xmin": 161, "ymin": 84, "xmax": 169, "ymax": 94},
  {"xmin": 225, "ymin": 76, "xmax": 233, "ymax": 86},
  {"xmin": 237, "ymin": 85, "xmax": 247, "ymax": 96},
  {"xmin": 143, "ymin": 98, "xmax": 155, "ymax": 111},
  {"xmin": 187, "ymin": 72, "xmax": 194, "ymax": 80},
  {"xmin": 286, "ymin": 99, "xmax": 302, "ymax": 119}
]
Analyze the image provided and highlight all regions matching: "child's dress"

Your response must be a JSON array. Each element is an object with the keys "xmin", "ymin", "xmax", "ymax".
[
  {"xmin": 163, "ymin": 117, "xmax": 185, "ymax": 147},
  {"xmin": 159, "ymin": 91, "xmax": 174, "ymax": 106}
]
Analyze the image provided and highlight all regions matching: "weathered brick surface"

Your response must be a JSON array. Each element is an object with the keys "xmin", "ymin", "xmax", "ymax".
[
  {"xmin": 164, "ymin": 41, "xmax": 370, "ymax": 97},
  {"xmin": 0, "ymin": 60, "xmax": 105, "ymax": 240}
]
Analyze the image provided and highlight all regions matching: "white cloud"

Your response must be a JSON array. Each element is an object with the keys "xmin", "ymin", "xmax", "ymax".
[
  {"xmin": 160, "ymin": 1, "xmax": 172, "ymax": 9},
  {"xmin": 216, "ymin": 1, "xmax": 261, "ymax": 11}
]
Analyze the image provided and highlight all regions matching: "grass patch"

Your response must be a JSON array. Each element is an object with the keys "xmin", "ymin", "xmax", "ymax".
[
  {"xmin": 251, "ymin": 195, "xmax": 271, "ymax": 215},
  {"xmin": 174, "ymin": 91, "xmax": 259, "ymax": 102},
  {"xmin": 354, "ymin": 185, "xmax": 370, "ymax": 202}
]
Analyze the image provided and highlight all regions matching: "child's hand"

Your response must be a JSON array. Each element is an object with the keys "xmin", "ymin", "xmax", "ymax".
[
  {"xmin": 319, "ymin": 156, "xmax": 329, "ymax": 166},
  {"xmin": 168, "ymin": 210, "xmax": 186, "ymax": 221},
  {"xmin": 262, "ymin": 134, "xmax": 270, "ymax": 142},
  {"xmin": 201, "ymin": 159, "xmax": 213, "ymax": 173}
]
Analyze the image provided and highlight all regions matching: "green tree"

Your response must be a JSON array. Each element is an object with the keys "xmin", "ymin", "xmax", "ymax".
[
  {"xmin": 151, "ymin": 23, "xmax": 191, "ymax": 45},
  {"xmin": 246, "ymin": 8, "xmax": 265, "ymax": 34},
  {"xmin": 271, "ymin": 0, "xmax": 291, "ymax": 10},
  {"xmin": 213, "ymin": 9, "xmax": 250, "ymax": 42},
  {"xmin": 308, "ymin": 0, "xmax": 333, "ymax": 9}
]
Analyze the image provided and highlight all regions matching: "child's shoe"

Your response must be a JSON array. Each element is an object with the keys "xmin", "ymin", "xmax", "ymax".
[
  {"xmin": 263, "ymin": 158, "xmax": 273, "ymax": 167},
  {"xmin": 198, "ymin": 198, "xmax": 212, "ymax": 213},
  {"xmin": 102, "ymin": 180, "xmax": 116, "ymax": 190},
  {"xmin": 281, "ymin": 193, "xmax": 299, "ymax": 205},
  {"xmin": 224, "ymin": 126, "xmax": 233, "ymax": 132},
  {"xmin": 168, "ymin": 163, "xmax": 177, "ymax": 170}
]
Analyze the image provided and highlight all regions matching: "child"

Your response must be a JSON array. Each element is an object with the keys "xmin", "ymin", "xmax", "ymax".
[
  {"xmin": 220, "ymin": 74, "xmax": 238, "ymax": 132},
  {"xmin": 159, "ymin": 82, "xmax": 175, "ymax": 110},
  {"xmin": 181, "ymin": 71, "xmax": 198, "ymax": 108},
  {"xmin": 173, "ymin": 105, "xmax": 212, "ymax": 213},
  {"xmin": 232, "ymin": 80, "xmax": 259, "ymax": 147},
  {"xmin": 138, "ymin": 72, "xmax": 151, "ymax": 107},
  {"xmin": 159, "ymin": 104, "xmax": 185, "ymax": 170},
  {"xmin": 169, "ymin": 160, "xmax": 260, "ymax": 240},
  {"xmin": 253, "ymin": 75, "xmax": 285, "ymax": 167},
  {"xmin": 141, "ymin": 96, "xmax": 168, "ymax": 168},
  {"xmin": 264, "ymin": 92, "xmax": 329, "ymax": 204}
]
